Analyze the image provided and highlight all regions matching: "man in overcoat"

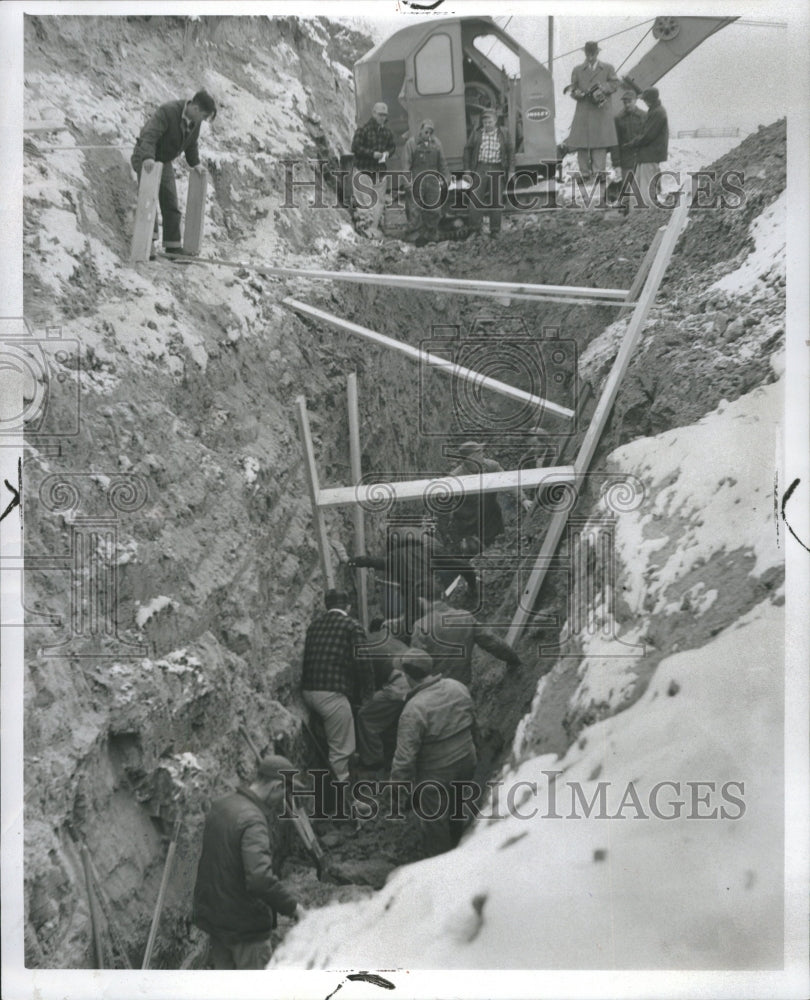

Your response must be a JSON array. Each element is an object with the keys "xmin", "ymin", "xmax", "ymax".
[
  {"xmin": 131, "ymin": 89, "xmax": 216, "ymax": 258},
  {"xmin": 567, "ymin": 42, "xmax": 619, "ymax": 182}
]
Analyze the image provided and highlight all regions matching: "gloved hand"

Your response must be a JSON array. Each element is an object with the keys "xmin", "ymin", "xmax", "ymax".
[
  {"xmin": 192, "ymin": 164, "xmax": 206, "ymax": 176},
  {"xmin": 521, "ymin": 498, "xmax": 534, "ymax": 513},
  {"xmin": 142, "ymin": 158, "xmax": 156, "ymax": 174}
]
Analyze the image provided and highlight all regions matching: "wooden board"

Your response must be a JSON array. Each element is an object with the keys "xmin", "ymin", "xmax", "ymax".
[
  {"xmin": 347, "ymin": 374, "xmax": 369, "ymax": 629},
  {"xmin": 507, "ymin": 195, "xmax": 691, "ymax": 642},
  {"xmin": 295, "ymin": 396, "xmax": 336, "ymax": 590},
  {"xmin": 183, "ymin": 169, "xmax": 208, "ymax": 254},
  {"xmin": 318, "ymin": 465, "xmax": 575, "ymax": 509},
  {"xmin": 130, "ymin": 167, "xmax": 162, "ymax": 263},
  {"xmin": 284, "ymin": 298, "xmax": 575, "ymax": 420}
]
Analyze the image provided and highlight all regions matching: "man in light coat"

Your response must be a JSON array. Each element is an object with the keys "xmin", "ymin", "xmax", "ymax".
[{"xmin": 567, "ymin": 41, "xmax": 619, "ymax": 182}]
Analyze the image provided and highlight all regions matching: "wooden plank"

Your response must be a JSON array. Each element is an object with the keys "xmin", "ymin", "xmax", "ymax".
[
  {"xmin": 347, "ymin": 374, "xmax": 369, "ymax": 630},
  {"xmin": 318, "ymin": 465, "xmax": 575, "ymax": 509},
  {"xmin": 619, "ymin": 225, "xmax": 665, "ymax": 318},
  {"xmin": 23, "ymin": 123, "xmax": 69, "ymax": 133},
  {"xmin": 575, "ymin": 194, "xmax": 690, "ymax": 476},
  {"xmin": 284, "ymin": 298, "xmax": 576, "ymax": 421},
  {"xmin": 183, "ymin": 168, "xmax": 208, "ymax": 254},
  {"xmin": 507, "ymin": 194, "xmax": 691, "ymax": 641},
  {"xmin": 295, "ymin": 396, "xmax": 336, "ymax": 590},
  {"xmin": 136, "ymin": 253, "xmax": 627, "ymax": 305},
  {"xmin": 129, "ymin": 166, "xmax": 162, "ymax": 263}
]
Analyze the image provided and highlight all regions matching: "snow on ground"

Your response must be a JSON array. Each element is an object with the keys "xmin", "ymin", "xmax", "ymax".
[
  {"xmin": 711, "ymin": 188, "xmax": 786, "ymax": 294},
  {"xmin": 607, "ymin": 376, "xmax": 781, "ymax": 618},
  {"xmin": 273, "ymin": 597, "xmax": 783, "ymax": 970}
]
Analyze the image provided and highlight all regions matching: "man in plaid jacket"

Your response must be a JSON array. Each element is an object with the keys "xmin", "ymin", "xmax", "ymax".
[{"xmin": 301, "ymin": 590, "xmax": 371, "ymax": 791}]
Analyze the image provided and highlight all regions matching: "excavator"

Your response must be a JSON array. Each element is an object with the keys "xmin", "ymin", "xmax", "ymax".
[{"xmin": 350, "ymin": 15, "xmax": 738, "ymax": 230}]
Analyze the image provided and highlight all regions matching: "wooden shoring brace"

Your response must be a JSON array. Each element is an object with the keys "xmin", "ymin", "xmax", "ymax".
[
  {"xmin": 346, "ymin": 374, "xmax": 369, "ymax": 630},
  {"xmin": 285, "ymin": 298, "xmax": 575, "ymax": 421},
  {"xmin": 295, "ymin": 395, "xmax": 336, "ymax": 590},
  {"xmin": 618, "ymin": 225, "xmax": 666, "ymax": 318},
  {"xmin": 183, "ymin": 168, "xmax": 208, "ymax": 254},
  {"xmin": 130, "ymin": 166, "xmax": 162, "ymax": 263},
  {"xmin": 506, "ymin": 194, "xmax": 691, "ymax": 645},
  {"xmin": 141, "ymin": 817, "xmax": 182, "ymax": 969},
  {"xmin": 318, "ymin": 464, "xmax": 575, "ymax": 509}
]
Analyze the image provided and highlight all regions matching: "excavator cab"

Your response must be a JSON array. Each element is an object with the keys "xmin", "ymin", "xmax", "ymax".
[{"xmin": 352, "ymin": 16, "xmax": 558, "ymax": 231}]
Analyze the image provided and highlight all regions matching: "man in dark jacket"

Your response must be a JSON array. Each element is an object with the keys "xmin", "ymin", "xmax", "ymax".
[
  {"xmin": 625, "ymin": 87, "xmax": 669, "ymax": 208},
  {"xmin": 131, "ymin": 89, "xmax": 216, "ymax": 258},
  {"xmin": 463, "ymin": 108, "xmax": 513, "ymax": 238},
  {"xmin": 192, "ymin": 755, "xmax": 305, "ymax": 969},
  {"xmin": 390, "ymin": 648, "xmax": 478, "ymax": 857},
  {"xmin": 612, "ymin": 90, "xmax": 646, "ymax": 179},
  {"xmin": 350, "ymin": 102, "xmax": 396, "ymax": 239}
]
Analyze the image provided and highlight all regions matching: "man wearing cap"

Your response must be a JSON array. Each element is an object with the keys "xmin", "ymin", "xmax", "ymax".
[
  {"xmin": 443, "ymin": 442, "xmax": 533, "ymax": 563},
  {"xmin": 567, "ymin": 42, "xmax": 619, "ymax": 186},
  {"xmin": 131, "ymin": 89, "xmax": 217, "ymax": 259},
  {"xmin": 410, "ymin": 576, "xmax": 521, "ymax": 687},
  {"xmin": 390, "ymin": 648, "xmax": 478, "ymax": 857},
  {"xmin": 301, "ymin": 589, "xmax": 371, "ymax": 797},
  {"xmin": 462, "ymin": 108, "xmax": 514, "ymax": 238},
  {"xmin": 625, "ymin": 88, "xmax": 669, "ymax": 208},
  {"xmin": 351, "ymin": 102, "xmax": 397, "ymax": 239},
  {"xmin": 612, "ymin": 90, "xmax": 646, "ymax": 180},
  {"xmin": 192, "ymin": 755, "xmax": 306, "ymax": 969},
  {"xmin": 403, "ymin": 119, "xmax": 450, "ymax": 246}
]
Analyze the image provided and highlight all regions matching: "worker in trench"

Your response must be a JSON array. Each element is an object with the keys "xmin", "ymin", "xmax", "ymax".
[
  {"xmin": 191, "ymin": 754, "xmax": 306, "ymax": 969},
  {"xmin": 389, "ymin": 647, "xmax": 480, "ymax": 858},
  {"xmin": 300, "ymin": 588, "xmax": 375, "ymax": 819},
  {"xmin": 131, "ymin": 89, "xmax": 217, "ymax": 260},
  {"xmin": 437, "ymin": 441, "xmax": 534, "ymax": 603}
]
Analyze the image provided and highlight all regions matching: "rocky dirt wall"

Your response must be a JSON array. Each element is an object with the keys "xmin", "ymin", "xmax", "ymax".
[{"xmin": 21, "ymin": 12, "xmax": 786, "ymax": 970}]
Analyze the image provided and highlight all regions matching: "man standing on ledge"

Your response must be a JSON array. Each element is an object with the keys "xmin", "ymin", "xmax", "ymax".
[
  {"xmin": 625, "ymin": 88, "xmax": 669, "ymax": 208},
  {"xmin": 463, "ymin": 108, "xmax": 513, "ymax": 239},
  {"xmin": 131, "ymin": 89, "xmax": 216, "ymax": 259},
  {"xmin": 192, "ymin": 755, "xmax": 305, "ymax": 969},
  {"xmin": 567, "ymin": 41, "xmax": 618, "ymax": 188},
  {"xmin": 351, "ymin": 101, "xmax": 396, "ymax": 240}
]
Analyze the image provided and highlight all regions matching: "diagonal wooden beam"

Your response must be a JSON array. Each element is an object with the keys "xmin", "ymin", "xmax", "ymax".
[
  {"xmin": 317, "ymin": 465, "xmax": 575, "ymax": 509},
  {"xmin": 284, "ymin": 298, "xmax": 575, "ymax": 421},
  {"xmin": 507, "ymin": 194, "xmax": 692, "ymax": 644}
]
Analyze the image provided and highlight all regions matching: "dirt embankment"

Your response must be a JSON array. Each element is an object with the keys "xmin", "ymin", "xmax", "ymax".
[{"xmin": 22, "ymin": 12, "xmax": 785, "ymax": 969}]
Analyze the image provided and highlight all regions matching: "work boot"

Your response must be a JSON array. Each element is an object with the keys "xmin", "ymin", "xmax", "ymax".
[{"xmin": 163, "ymin": 246, "xmax": 196, "ymax": 258}]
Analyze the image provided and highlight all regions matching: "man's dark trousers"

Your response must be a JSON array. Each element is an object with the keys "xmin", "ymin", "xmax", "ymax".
[
  {"xmin": 469, "ymin": 165, "xmax": 505, "ymax": 236},
  {"xmin": 132, "ymin": 157, "xmax": 183, "ymax": 248},
  {"xmin": 414, "ymin": 750, "xmax": 477, "ymax": 857}
]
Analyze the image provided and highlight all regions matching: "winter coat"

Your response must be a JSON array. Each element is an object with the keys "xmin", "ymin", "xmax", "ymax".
[
  {"xmin": 567, "ymin": 61, "xmax": 619, "ymax": 149},
  {"xmin": 132, "ymin": 99, "xmax": 202, "ymax": 168},
  {"xmin": 192, "ymin": 788, "xmax": 297, "ymax": 946},
  {"xmin": 629, "ymin": 103, "xmax": 669, "ymax": 164},
  {"xmin": 351, "ymin": 117, "xmax": 396, "ymax": 173},
  {"xmin": 410, "ymin": 600, "xmax": 520, "ymax": 686},
  {"xmin": 612, "ymin": 107, "xmax": 647, "ymax": 170},
  {"xmin": 390, "ymin": 674, "xmax": 476, "ymax": 780},
  {"xmin": 463, "ymin": 125, "xmax": 514, "ymax": 173},
  {"xmin": 447, "ymin": 456, "xmax": 506, "ymax": 548}
]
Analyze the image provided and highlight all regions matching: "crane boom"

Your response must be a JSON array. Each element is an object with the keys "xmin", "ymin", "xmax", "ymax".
[{"xmin": 621, "ymin": 16, "xmax": 739, "ymax": 93}]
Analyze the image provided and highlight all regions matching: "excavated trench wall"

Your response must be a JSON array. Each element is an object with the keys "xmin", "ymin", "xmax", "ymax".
[{"xmin": 21, "ymin": 14, "xmax": 786, "ymax": 970}]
